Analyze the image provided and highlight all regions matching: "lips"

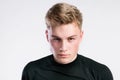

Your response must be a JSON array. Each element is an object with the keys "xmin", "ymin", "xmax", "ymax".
[{"xmin": 58, "ymin": 54, "xmax": 70, "ymax": 58}]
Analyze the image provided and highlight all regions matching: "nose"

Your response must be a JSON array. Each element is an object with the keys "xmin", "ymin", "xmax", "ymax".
[{"xmin": 60, "ymin": 40, "xmax": 68, "ymax": 52}]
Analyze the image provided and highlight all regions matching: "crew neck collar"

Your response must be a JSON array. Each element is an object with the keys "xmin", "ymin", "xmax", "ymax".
[{"xmin": 51, "ymin": 54, "xmax": 79, "ymax": 66}]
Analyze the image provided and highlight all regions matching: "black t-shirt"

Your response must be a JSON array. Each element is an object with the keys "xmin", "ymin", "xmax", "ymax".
[{"xmin": 22, "ymin": 54, "xmax": 113, "ymax": 80}]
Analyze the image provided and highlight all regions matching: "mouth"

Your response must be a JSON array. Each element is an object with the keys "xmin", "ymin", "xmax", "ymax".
[{"xmin": 57, "ymin": 54, "xmax": 70, "ymax": 58}]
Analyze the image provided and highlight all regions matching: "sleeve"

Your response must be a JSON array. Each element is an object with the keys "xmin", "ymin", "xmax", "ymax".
[
  {"xmin": 98, "ymin": 65, "xmax": 113, "ymax": 80},
  {"xmin": 21, "ymin": 67, "xmax": 29, "ymax": 80},
  {"xmin": 21, "ymin": 62, "xmax": 36, "ymax": 80}
]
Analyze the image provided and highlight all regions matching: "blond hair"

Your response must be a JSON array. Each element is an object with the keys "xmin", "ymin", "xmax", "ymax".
[{"xmin": 45, "ymin": 3, "xmax": 83, "ymax": 30}]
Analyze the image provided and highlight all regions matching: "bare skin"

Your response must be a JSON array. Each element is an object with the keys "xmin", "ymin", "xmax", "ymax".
[{"xmin": 46, "ymin": 23, "xmax": 83, "ymax": 64}]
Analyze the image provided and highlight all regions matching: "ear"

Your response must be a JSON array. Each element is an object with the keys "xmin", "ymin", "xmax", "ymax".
[
  {"xmin": 45, "ymin": 30, "xmax": 49, "ymax": 42},
  {"xmin": 79, "ymin": 30, "xmax": 84, "ymax": 42},
  {"xmin": 80, "ymin": 30, "xmax": 84, "ymax": 38}
]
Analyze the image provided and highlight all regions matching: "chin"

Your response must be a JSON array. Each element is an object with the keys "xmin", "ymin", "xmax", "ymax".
[
  {"xmin": 54, "ymin": 54, "xmax": 77, "ymax": 64},
  {"xmin": 56, "ymin": 58, "xmax": 73, "ymax": 64}
]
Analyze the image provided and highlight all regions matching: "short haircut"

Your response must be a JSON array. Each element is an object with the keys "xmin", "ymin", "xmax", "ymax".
[{"xmin": 45, "ymin": 2, "xmax": 83, "ymax": 30}]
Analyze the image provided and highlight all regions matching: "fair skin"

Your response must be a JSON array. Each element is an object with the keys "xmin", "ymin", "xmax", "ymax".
[{"xmin": 46, "ymin": 22, "xmax": 83, "ymax": 64}]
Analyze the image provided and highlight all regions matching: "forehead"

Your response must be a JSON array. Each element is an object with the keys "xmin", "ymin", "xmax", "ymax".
[{"xmin": 48, "ymin": 23, "xmax": 81, "ymax": 38}]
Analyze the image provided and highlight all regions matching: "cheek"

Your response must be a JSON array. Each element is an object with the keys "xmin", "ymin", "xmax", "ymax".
[
  {"xmin": 50, "ymin": 40, "xmax": 60, "ymax": 50},
  {"xmin": 70, "ymin": 40, "xmax": 80, "ymax": 50}
]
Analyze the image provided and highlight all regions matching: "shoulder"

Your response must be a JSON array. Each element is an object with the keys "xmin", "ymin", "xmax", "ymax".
[
  {"xmin": 78, "ymin": 54, "xmax": 110, "ymax": 71},
  {"xmin": 22, "ymin": 55, "xmax": 53, "ymax": 79},
  {"xmin": 78, "ymin": 54, "xmax": 113, "ymax": 80},
  {"xmin": 78, "ymin": 54, "xmax": 106, "ymax": 69},
  {"xmin": 23, "ymin": 55, "xmax": 52, "ymax": 72}
]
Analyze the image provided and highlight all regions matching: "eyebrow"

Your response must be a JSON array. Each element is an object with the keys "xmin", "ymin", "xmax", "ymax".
[{"xmin": 51, "ymin": 35, "xmax": 77, "ymax": 38}]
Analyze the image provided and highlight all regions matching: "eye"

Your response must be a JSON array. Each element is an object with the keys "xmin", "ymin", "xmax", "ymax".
[
  {"xmin": 53, "ymin": 38, "xmax": 61, "ymax": 42},
  {"xmin": 68, "ymin": 37, "xmax": 75, "ymax": 41}
]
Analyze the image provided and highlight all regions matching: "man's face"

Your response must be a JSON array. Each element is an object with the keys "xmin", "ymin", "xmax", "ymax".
[{"xmin": 46, "ymin": 23, "xmax": 83, "ymax": 64}]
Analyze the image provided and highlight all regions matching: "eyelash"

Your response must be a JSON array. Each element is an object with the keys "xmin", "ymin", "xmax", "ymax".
[
  {"xmin": 68, "ymin": 38, "xmax": 75, "ymax": 41},
  {"xmin": 53, "ymin": 38, "xmax": 61, "ymax": 41}
]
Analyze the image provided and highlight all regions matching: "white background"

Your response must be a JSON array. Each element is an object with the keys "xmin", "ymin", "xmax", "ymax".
[{"xmin": 0, "ymin": 0, "xmax": 120, "ymax": 80}]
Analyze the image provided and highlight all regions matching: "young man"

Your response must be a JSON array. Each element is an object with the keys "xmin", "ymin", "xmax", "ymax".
[{"xmin": 22, "ymin": 3, "xmax": 113, "ymax": 80}]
